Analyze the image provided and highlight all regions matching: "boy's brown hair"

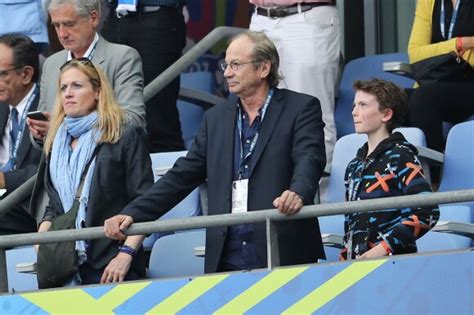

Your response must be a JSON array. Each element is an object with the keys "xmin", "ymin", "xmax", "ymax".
[{"xmin": 353, "ymin": 78, "xmax": 408, "ymax": 132}]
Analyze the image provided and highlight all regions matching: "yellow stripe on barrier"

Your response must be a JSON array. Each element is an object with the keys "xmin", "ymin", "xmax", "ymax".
[
  {"xmin": 283, "ymin": 259, "xmax": 388, "ymax": 314},
  {"xmin": 214, "ymin": 266, "xmax": 308, "ymax": 315},
  {"xmin": 22, "ymin": 281, "xmax": 151, "ymax": 314},
  {"xmin": 146, "ymin": 274, "xmax": 229, "ymax": 314}
]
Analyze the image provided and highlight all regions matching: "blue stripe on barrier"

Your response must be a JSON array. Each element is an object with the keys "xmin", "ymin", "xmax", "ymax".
[
  {"xmin": 247, "ymin": 263, "xmax": 348, "ymax": 314},
  {"xmin": 83, "ymin": 285, "xmax": 116, "ymax": 300},
  {"xmin": 178, "ymin": 271, "xmax": 269, "ymax": 314},
  {"xmin": 0, "ymin": 295, "xmax": 47, "ymax": 315},
  {"xmin": 114, "ymin": 279, "xmax": 189, "ymax": 314}
]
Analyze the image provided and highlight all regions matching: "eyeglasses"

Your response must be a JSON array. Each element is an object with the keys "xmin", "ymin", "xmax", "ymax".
[
  {"xmin": 60, "ymin": 57, "xmax": 96, "ymax": 71},
  {"xmin": 219, "ymin": 60, "xmax": 261, "ymax": 72},
  {"xmin": 0, "ymin": 66, "xmax": 21, "ymax": 78}
]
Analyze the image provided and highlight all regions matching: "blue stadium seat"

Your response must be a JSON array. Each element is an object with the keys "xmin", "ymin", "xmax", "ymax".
[
  {"xmin": 143, "ymin": 151, "xmax": 202, "ymax": 250},
  {"xmin": 148, "ymin": 229, "xmax": 205, "ymax": 279},
  {"xmin": 178, "ymin": 71, "xmax": 215, "ymax": 149},
  {"xmin": 6, "ymin": 246, "xmax": 37, "ymax": 292},
  {"xmin": 417, "ymin": 205, "xmax": 472, "ymax": 252},
  {"xmin": 321, "ymin": 133, "xmax": 366, "ymax": 261},
  {"xmin": 438, "ymin": 121, "xmax": 474, "ymax": 222},
  {"xmin": 335, "ymin": 53, "xmax": 415, "ymax": 139},
  {"xmin": 149, "ymin": 151, "xmax": 188, "ymax": 182}
]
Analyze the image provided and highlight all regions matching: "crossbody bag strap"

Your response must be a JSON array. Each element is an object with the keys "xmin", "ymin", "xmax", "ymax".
[{"xmin": 74, "ymin": 144, "xmax": 102, "ymax": 200}]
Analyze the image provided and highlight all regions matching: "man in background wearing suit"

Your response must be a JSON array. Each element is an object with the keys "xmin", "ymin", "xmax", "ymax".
[
  {"xmin": 0, "ymin": 34, "xmax": 41, "ymax": 235},
  {"xmin": 28, "ymin": 0, "xmax": 146, "ymax": 141},
  {"xmin": 105, "ymin": 31, "xmax": 326, "ymax": 273}
]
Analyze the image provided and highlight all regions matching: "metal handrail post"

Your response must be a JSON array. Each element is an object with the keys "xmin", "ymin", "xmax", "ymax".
[
  {"xmin": 0, "ymin": 248, "xmax": 7, "ymax": 292},
  {"xmin": 266, "ymin": 218, "xmax": 280, "ymax": 270}
]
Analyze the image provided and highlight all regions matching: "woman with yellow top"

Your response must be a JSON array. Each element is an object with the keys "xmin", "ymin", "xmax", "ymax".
[{"xmin": 408, "ymin": 0, "xmax": 474, "ymax": 152}]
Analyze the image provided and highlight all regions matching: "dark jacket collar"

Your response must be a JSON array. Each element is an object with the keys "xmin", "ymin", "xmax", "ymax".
[{"xmin": 356, "ymin": 132, "xmax": 418, "ymax": 160}]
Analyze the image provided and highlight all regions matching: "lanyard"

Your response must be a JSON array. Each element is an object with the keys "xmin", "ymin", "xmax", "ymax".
[
  {"xmin": 237, "ymin": 88, "xmax": 274, "ymax": 179},
  {"xmin": 440, "ymin": 0, "xmax": 461, "ymax": 40},
  {"xmin": 9, "ymin": 85, "xmax": 39, "ymax": 168}
]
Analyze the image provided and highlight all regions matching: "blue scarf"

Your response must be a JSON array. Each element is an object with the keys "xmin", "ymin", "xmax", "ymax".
[{"xmin": 50, "ymin": 111, "xmax": 101, "ymax": 263}]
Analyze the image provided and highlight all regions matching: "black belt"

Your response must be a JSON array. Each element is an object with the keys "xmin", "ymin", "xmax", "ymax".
[
  {"xmin": 256, "ymin": 3, "xmax": 332, "ymax": 18},
  {"xmin": 115, "ymin": 4, "xmax": 181, "ymax": 18}
]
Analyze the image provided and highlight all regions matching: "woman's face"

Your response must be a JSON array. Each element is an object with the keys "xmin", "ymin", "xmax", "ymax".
[{"xmin": 60, "ymin": 68, "xmax": 99, "ymax": 117}]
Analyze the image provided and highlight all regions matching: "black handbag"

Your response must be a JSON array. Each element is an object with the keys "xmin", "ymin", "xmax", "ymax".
[
  {"xmin": 411, "ymin": 51, "xmax": 474, "ymax": 86},
  {"xmin": 37, "ymin": 199, "xmax": 80, "ymax": 288},
  {"xmin": 37, "ymin": 145, "xmax": 101, "ymax": 289}
]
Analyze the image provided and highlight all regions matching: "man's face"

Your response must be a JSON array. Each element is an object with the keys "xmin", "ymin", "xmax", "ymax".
[
  {"xmin": 0, "ymin": 44, "xmax": 28, "ymax": 106},
  {"xmin": 50, "ymin": 4, "xmax": 99, "ymax": 57},
  {"xmin": 223, "ymin": 36, "xmax": 267, "ymax": 97}
]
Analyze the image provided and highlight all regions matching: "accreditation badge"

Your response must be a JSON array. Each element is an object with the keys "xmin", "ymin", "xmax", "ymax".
[{"xmin": 231, "ymin": 179, "xmax": 249, "ymax": 214}]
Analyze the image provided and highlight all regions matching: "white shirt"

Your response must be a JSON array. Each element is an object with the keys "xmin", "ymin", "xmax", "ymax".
[
  {"xmin": 0, "ymin": 84, "xmax": 37, "ymax": 166},
  {"xmin": 67, "ymin": 33, "xmax": 99, "ymax": 61}
]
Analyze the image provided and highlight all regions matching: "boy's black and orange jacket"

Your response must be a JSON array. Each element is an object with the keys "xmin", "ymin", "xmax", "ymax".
[{"xmin": 341, "ymin": 132, "xmax": 440, "ymax": 260}]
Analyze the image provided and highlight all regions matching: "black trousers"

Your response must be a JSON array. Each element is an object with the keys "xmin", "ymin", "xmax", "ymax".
[
  {"xmin": 408, "ymin": 82, "xmax": 474, "ymax": 152},
  {"xmin": 101, "ymin": 7, "xmax": 187, "ymax": 152}
]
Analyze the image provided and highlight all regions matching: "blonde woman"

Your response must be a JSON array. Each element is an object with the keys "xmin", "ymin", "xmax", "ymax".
[{"xmin": 37, "ymin": 58, "xmax": 153, "ymax": 287}]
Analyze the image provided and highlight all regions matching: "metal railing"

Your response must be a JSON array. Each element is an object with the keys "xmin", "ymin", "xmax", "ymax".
[{"xmin": 1, "ymin": 189, "xmax": 473, "ymax": 293}]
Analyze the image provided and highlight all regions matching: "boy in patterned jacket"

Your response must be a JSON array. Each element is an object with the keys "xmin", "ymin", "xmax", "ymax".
[{"xmin": 341, "ymin": 79, "xmax": 439, "ymax": 260}]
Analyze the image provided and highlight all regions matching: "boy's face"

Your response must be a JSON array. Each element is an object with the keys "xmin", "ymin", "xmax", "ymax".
[{"xmin": 352, "ymin": 90, "xmax": 392, "ymax": 136}]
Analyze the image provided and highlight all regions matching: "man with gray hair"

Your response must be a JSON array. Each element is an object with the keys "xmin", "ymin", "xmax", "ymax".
[
  {"xmin": 28, "ymin": 0, "xmax": 146, "ymax": 140},
  {"xmin": 105, "ymin": 31, "xmax": 326, "ymax": 273}
]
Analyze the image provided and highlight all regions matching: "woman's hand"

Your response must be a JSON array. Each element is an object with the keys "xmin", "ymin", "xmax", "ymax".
[{"xmin": 100, "ymin": 252, "xmax": 133, "ymax": 284}]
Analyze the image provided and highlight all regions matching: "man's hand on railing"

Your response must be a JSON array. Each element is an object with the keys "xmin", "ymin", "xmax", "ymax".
[
  {"xmin": 104, "ymin": 214, "xmax": 134, "ymax": 240},
  {"xmin": 273, "ymin": 190, "xmax": 304, "ymax": 215}
]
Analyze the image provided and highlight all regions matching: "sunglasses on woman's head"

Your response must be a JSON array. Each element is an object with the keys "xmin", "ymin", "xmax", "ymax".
[{"xmin": 60, "ymin": 57, "xmax": 95, "ymax": 71}]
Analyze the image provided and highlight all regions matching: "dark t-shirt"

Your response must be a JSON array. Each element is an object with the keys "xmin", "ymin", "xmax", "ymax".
[{"xmin": 431, "ymin": 0, "xmax": 474, "ymax": 43}]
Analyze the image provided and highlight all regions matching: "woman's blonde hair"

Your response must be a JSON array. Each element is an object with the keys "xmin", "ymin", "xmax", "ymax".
[{"xmin": 43, "ymin": 59, "xmax": 124, "ymax": 155}]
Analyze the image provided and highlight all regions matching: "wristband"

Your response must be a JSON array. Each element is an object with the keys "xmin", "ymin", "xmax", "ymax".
[
  {"xmin": 380, "ymin": 240, "xmax": 392, "ymax": 254},
  {"xmin": 456, "ymin": 37, "xmax": 463, "ymax": 54},
  {"xmin": 118, "ymin": 244, "xmax": 137, "ymax": 257}
]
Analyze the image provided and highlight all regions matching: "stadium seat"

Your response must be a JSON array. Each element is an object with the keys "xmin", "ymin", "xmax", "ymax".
[
  {"xmin": 148, "ymin": 229, "xmax": 205, "ymax": 279},
  {"xmin": 178, "ymin": 71, "xmax": 215, "ymax": 149},
  {"xmin": 335, "ymin": 53, "xmax": 415, "ymax": 139},
  {"xmin": 320, "ymin": 133, "xmax": 366, "ymax": 261},
  {"xmin": 143, "ymin": 151, "xmax": 202, "ymax": 250},
  {"xmin": 438, "ymin": 121, "xmax": 474, "ymax": 222},
  {"xmin": 6, "ymin": 246, "xmax": 37, "ymax": 292},
  {"xmin": 417, "ymin": 205, "xmax": 472, "ymax": 252}
]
